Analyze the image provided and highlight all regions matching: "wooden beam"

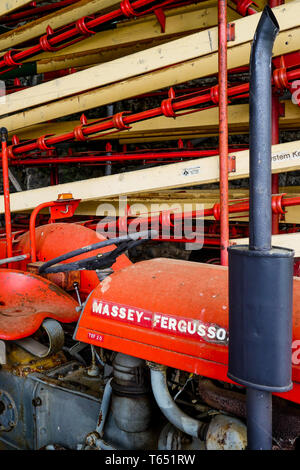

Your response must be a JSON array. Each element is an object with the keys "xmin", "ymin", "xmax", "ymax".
[
  {"xmin": 35, "ymin": 42, "xmax": 167, "ymax": 74},
  {"xmin": 73, "ymin": 187, "xmax": 300, "ymax": 222},
  {"xmin": 2, "ymin": 14, "xmax": 299, "ymax": 132},
  {"xmin": 1, "ymin": 140, "xmax": 300, "ymax": 214},
  {"xmin": 0, "ymin": 2, "xmax": 297, "ymax": 119},
  {"xmin": 230, "ymin": 233, "xmax": 300, "ymax": 256},
  {"xmin": 0, "ymin": 0, "xmax": 121, "ymax": 52},
  {"xmin": 0, "ymin": 0, "xmax": 42, "ymax": 17},
  {"xmin": 29, "ymin": 5, "xmax": 241, "ymax": 74},
  {"xmin": 12, "ymin": 100, "xmax": 300, "ymax": 141}
]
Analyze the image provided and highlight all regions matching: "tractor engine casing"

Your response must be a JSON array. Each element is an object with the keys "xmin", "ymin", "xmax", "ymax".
[{"xmin": 75, "ymin": 258, "xmax": 300, "ymax": 405}]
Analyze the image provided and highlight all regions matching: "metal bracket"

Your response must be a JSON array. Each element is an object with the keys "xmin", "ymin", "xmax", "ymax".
[
  {"xmin": 228, "ymin": 155, "xmax": 236, "ymax": 173},
  {"xmin": 154, "ymin": 8, "xmax": 166, "ymax": 33},
  {"xmin": 0, "ymin": 340, "xmax": 6, "ymax": 364},
  {"xmin": 227, "ymin": 23, "xmax": 235, "ymax": 42},
  {"xmin": 15, "ymin": 319, "xmax": 64, "ymax": 358}
]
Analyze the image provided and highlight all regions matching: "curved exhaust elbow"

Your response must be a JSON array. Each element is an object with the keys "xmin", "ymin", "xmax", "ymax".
[{"xmin": 249, "ymin": 6, "xmax": 279, "ymax": 251}]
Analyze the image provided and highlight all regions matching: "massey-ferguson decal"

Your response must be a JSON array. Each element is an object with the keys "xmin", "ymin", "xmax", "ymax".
[{"xmin": 91, "ymin": 300, "xmax": 228, "ymax": 345}]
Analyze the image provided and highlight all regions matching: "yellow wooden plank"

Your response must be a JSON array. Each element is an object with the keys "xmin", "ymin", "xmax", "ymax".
[
  {"xmin": 74, "ymin": 187, "xmax": 300, "ymax": 221},
  {"xmin": 1, "ymin": 140, "xmax": 300, "ymax": 214},
  {"xmin": 33, "ymin": 5, "xmax": 239, "ymax": 62},
  {"xmin": 0, "ymin": 2, "xmax": 297, "ymax": 118},
  {"xmin": 230, "ymin": 233, "xmax": 300, "ymax": 255},
  {"xmin": 0, "ymin": 0, "xmax": 121, "ymax": 51},
  {"xmin": 35, "ymin": 42, "xmax": 163, "ymax": 74},
  {"xmin": 0, "ymin": 0, "xmax": 42, "ymax": 17},
  {"xmin": 30, "ymin": 5, "xmax": 241, "ymax": 74}
]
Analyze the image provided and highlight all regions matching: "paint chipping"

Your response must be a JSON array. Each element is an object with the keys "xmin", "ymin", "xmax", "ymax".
[{"xmin": 100, "ymin": 276, "xmax": 112, "ymax": 293}]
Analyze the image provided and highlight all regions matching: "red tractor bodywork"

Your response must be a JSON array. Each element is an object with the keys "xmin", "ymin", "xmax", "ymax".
[
  {"xmin": 0, "ymin": 223, "xmax": 131, "ymax": 296},
  {"xmin": 0, "ymin": 223, "xmax": 132, "ymax": 340},
  {"xmin": 75, "ymin": 258, "xmax": 300, "ymax": 405},
  {"xmin": 0, "ymin": 269, "xmax": 78, "ymax": 340}
]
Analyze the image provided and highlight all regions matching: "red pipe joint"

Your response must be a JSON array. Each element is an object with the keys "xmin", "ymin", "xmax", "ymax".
[
  {"xmin": 236, "ymin": 0, "xmax": 257, "ymax": 16},
  {"xmin": 273, "ymin": 57, "xmax": 289, "ymax": 90},
  {"xmin": 271, "ymin": 193, "xmax": 286, "ymax": 215}
]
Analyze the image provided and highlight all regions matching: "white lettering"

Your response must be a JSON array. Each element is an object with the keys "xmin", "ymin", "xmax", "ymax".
[
  {"xmin": 178, "ymin": 320, "xmax": 187, "ymax": 333},
  {"xmin": 216, "ymin": 328, "xmax": 226, "ymax": 341},
  {"xmin": 119, "ymin": 307, "xmax": 126, "ymax": 319},
  {"xmin": 92, "ymin": 301, "xmax": 102, "ymax": 314},
  {"xmin": 103, "ymin": 304, "xmax": 110, "ymax": 316},
  {"xmin": 136, "ymin": 310, "xmax": 144, "ymax": 323},
  {"xmin": 127, "ymin": 309, "xmax": 135, "ymax": 321},
  {"xmin": 197, "ymin": 324, "xmax": 206, "ymax": 337},
  {"xmin": 160, "ymin": 316, "xmax": 168, "ymax": 329},
  {"xmin": 111, "ymin": 305, "xmax": 119, "ymax": 317},
  {"xmin": 187, "ymin": 321, "xmax": 197, "ymax": 335},
  {"xmin": 153, "ymin": 314, "xmax": 161, "ymax": 326},
  {"xmin": 207, "ymin": 326, "xmax": 216, "ymax": 339},
  {"xmin": 168, "ymin": 318, "xmax": 177, "ymax": 331}
]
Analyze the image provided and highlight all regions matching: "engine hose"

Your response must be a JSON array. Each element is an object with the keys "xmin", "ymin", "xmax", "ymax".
[
  {"xmin": 96, "ymin": 378, "xmax": 113, "ymax": 437},
  {"xmin": 149, "ymin": 365, "xmax": 207, "ymax": 439}
]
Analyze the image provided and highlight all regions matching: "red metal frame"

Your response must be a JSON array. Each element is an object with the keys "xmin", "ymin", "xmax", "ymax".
[
  {"xmin": 0, "ymin": 0, "xmax": 190, "ymax": 75},
  {"xmin": 6, "ymin": 147, "xmax": 246, "ymax": 166},
  {"xmin": 29, "ymin": 197, "xmax": 80, "ymax": 262},
  {"xmin": 83, "ymin": 193, "xmax": 300, "ymax": 239},
  {"xmin": 218, "ymin": 0, "xmax": 229, "ymax": 266},
  {"xmin": 1, "ymin": 133, "xmax": 13, "ymax": 262},
  {"xmin": 4, "ymin": 63, "xmax": 300, "ymax": 161},
  {"xmin": 270, "ymin": 0, "xmax": 284, "ymax": 234}
]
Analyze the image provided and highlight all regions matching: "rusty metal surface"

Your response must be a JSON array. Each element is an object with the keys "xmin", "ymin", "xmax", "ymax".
[
  {"xmin": 198, "ymin": 378, "xmax": 300, "ymax": 447},
  {"xmin": 3, "ymin": 343, "xmax": 67, "ymax": 377},
  {"xmin": 27, "ymin": 260, "xmax": 81, "ymax": 291}
]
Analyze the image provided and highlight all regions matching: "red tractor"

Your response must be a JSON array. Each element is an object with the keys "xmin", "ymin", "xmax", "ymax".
[{"xmin": 0, "ymin": 6, "xmax": 298, "ymax": 451}]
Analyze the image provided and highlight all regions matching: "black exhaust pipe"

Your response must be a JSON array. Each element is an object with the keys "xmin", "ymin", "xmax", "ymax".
[
  {"xmin": 228, "ymin": 7, "xmax": 294, "ymax": 450},
  {"xmin": 249, "ymin": 6, "xmax": 279, "ymax": 251}
]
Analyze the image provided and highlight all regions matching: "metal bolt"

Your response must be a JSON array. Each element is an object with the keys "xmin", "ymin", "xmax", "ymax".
[
  {"xmin": 85, "ymin": 432, "xmax": 98, "ymax": 447},
  {"xmin": 32, "ymin": 397, "xmax": 42, "ymax": 407}
]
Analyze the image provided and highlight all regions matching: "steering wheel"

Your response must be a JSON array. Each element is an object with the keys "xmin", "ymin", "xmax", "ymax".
[{"xmin": 39, "ymin": 230, "xmax": 157, "ymax": 274}]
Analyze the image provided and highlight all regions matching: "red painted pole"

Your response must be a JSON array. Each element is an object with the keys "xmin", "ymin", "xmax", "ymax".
[
  {"xmin": 271, "ymin": 92, "xmax": 280, "ymax": 234},
  {"xmin": 1, "ymin": 128, "xmax": 13, "ymax": 260},
  {"xmin": 29, "ymin": 201, "xmax": 56, "ymax": 262},
  {"xmin": 218, "ymin": 0, "xmax": 229, "ymax": 265},
  {"xmin": 270, "ymin": 0, "xmax": 284, "ymax": 235}
]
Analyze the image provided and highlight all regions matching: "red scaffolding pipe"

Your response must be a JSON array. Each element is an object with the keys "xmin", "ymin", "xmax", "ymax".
[
  {"xmin": 270, "ymin": 0, "xmax": 284, "ymax": 234},
  {"xmin": 0, "ymin": 0, "xmax": 184, "ymax": 75},
  {"xmin": 7, "ymin": 148, "xmax": 246, "ymax": 166},
  {"xmin": 87, "ymin": 194, "xmax": 300, "ymax": 236},
  {"xmin": 218, "ymin": 0, "xmax": 229, "ymax": 265},
  {"xmin": 1, "ymin": 129, "xmax": 13, "ymax": 261},
  {"xmin": 4, "ymin": 63, "xmax": 300, "ymax": 160}
]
